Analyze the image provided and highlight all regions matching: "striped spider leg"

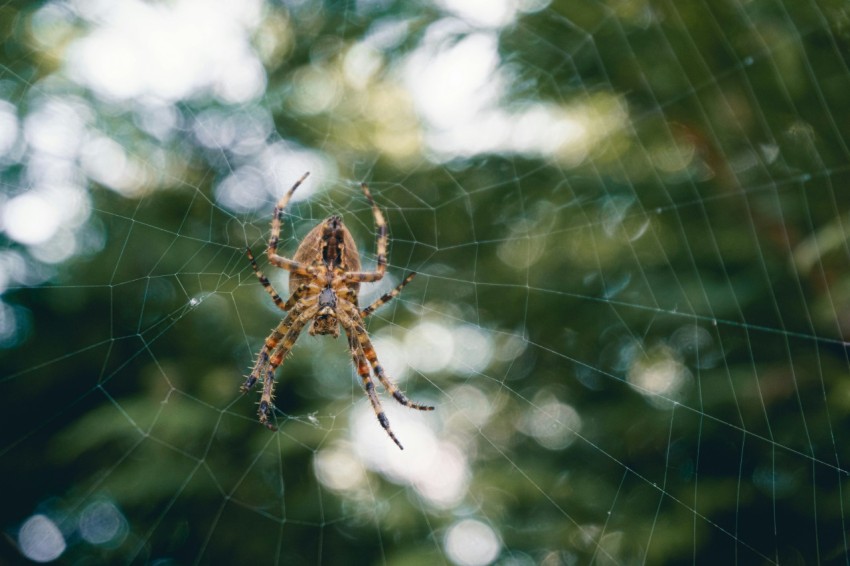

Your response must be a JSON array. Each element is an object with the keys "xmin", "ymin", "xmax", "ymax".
[{"xmin": 338, "ymin": 301, "xmax": 434, "ymax": 450}]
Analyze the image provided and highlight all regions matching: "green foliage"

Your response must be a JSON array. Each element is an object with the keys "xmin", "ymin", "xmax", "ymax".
[{"xmin": 2, "ymin": 0, "xmax": 850, "ymax": 564}]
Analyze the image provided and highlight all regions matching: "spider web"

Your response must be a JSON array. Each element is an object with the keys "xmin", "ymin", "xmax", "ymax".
[{"xmin": 2, "ymin": 0, "xmax": 850, "ymax": 564}]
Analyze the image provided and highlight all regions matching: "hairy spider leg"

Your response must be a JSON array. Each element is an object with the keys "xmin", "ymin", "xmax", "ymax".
[
  {"xmin": 257, "ymin": 303, "xmax": 319, "ymax": 429},
  {"xmin": 247, "ymin": 246, "xmax": 311, "ymax": 311},
  {"xmin": 242, "ymin": 309, "xmax": 293, "ymax": 392},
  {"xmin": 242, "ymin": 350, "xmax": 271, "ymax": 393},
  {"xmin": 328, "ymin": 272, "xmax": 414, "ymax": 319},
  {"xmin": 359, "ymin": 272, "xmax": 417, "ymax": 318},
  {"xmin": 281, "ymin": 283, "xmax": 318, "ymax": 311},
  {"xmin": 241, "ymin": 296, "xmax": 318, "ymax": 392},
  {"xmin": 360, "ymin": 182, "xmax": 388, "ymax": 273},
  {"xmin": 266, "ymin": 172, "xmax": 317, "ymax": 275},
  {"xmin": 247, "ymin": 246, "xmax": 318, "ymax": 313},
  {"xmin": 268, "ymin": 171, "xmax": 309, "ymax": 257},
  {"xmin": 339, "ymin": 305, "xmax": 434, "ymax": 432},
  {"xmin": 347, "ymin": 334, "xmax": 405, "ymax": 449},
  {"xmin": 341, "ymin": 304, "xmax": 434, "ymax": 411},
  {"xmin": 342, "ymin": 182, "xmax": 388, "ymax": 283}
]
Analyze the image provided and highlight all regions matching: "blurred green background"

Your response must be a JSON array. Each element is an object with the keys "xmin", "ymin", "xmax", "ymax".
[{"xmin": 2, "ymin": 0, "xmax": 850, "ymax": 564}]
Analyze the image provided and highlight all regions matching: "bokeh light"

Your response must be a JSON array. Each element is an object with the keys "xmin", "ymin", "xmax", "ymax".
[
  {"xmin": 17, "ymin": 515, "xmax": 66, "ymax": 563},
  {"xmin": 344, "ymin": 404, "xmax": 470, "ymax": 509},
  {"xmin": 444, "ymin": 519, "xmax": 501, "ymax": 566},
  {"xmin": 3, "ymin": 193, "xmax": 59, "ymax": 245},
  {"xmin": 0, "ymin": 101, "xmax": 19, "ymax": 159},
  {"xmin": 627, "ymin": 345, "xmax": 693, "ymax": 408},
  {"xmin": 65, "ymin": 0, "xmax": 266, "ymax": 103},
  {"xmin": 404, "ymin": 320, "xmax": 455, "ymax": 373},
  {"xmin": 78, "ymin": 500, "xmax": 128, "ymax": 546},
  {"xmin": 518, "ymin": 393, "xmax": 583, "ymax": 450}
]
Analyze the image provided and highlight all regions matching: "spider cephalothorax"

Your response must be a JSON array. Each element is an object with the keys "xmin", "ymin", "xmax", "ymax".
[
  {"xmin": 311, "ymin": 286, "xmax": 340, "ymax": 337},
  {"xmin": 242, "ymin": 172, "xmax": 433, "ymax": 449}
]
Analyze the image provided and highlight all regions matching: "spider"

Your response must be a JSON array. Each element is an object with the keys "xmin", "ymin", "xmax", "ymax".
[{"xmin": 242, "ymin": 172, "xmax": 434, "ymax": 450}]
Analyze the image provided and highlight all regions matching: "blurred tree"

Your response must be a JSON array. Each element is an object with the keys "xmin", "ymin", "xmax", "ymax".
[{"xmin": 2, "ymin": 0, "xmax": 850, "ymax": 564}]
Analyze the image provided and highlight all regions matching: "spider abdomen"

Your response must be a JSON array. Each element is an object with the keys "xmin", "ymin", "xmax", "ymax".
[{"xmin": 289, "ymin": 216, "xmax": 361, "ymax": 305}]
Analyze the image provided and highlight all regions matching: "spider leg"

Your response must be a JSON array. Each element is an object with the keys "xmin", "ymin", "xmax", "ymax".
[
  {"xmin": 360, "ymin": 272, "xmax": 416, "ymax": 319},
  {"xmin": 248, "ymin": 245, "xmax": 318, "ymax": 314},
  {"xmin": 360, "ymin": 181, "xmax": 388, "ymax": 276},
  {"xmin": 347, "ymin": 334, "xmax": 404, "ymax": 450},
  {"xmin": 255, "ymin": 304, "xmax": 318, "ymax": 430},
  {"xmin": 242, "ymin": 298, "xmax": 313, "ymax": 400},
  {"xmin": 282, "ymin": 284, "xmax": 318, "ymax": 311},
  {"xmin": 242, "ymin": 308, "xmax": 297, "ymax": 393},
  {"xmin": 343, "ymin": 182, "xmax": 388, "ymax": 284},
  {"xmin": 268, "ymin": 254, "xmax": 316, "ymax": 275},
  {"xmin": 244, "ymin": 350, "xmax": 271, "ymax": 393},
  {"xmin": 266, "ymin": 172, "xmax": 316, "ymax": 276},
  {"xmin": 340, "ymin": 303, "xmax": 435, "ymax": 412},
  {"xmin": 268, "ymin": 171, "xmax": 309, "ymax": 257},
  {"xmin": 247, "ymin": 246, "xmax": 291, "ymax": 311}
]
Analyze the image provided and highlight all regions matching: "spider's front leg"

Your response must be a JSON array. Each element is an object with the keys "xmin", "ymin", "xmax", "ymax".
[
  {"xmin": 244, "ymin": 304, "xmax": 317, "ymax": 430},
  {"xmin": 342, "ymin": 302, "xmax": 433, "ymax": 411},
  {"xmin": 347, "ymin": 334, "xmax": 405, "ymax": 449},
  {"xmin": 242, "ymin": 309, "xmax": 295, "ymax": 393},
  {"xmin": 339, "ymin": 304, "xmax": 434, "ymax": 449}
]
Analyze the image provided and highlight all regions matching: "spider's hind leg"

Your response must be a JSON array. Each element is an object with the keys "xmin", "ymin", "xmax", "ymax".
[
  {"xmin": 341, "ymin": 181, "xmax": 390, "ymax": 284},
  {"xmin": 268, "ymin": 171, "xmax": 310, "ymax": 257},
  {"xmin": 246, "ymin": 247, "xmax": 287, "ymax": 311}
]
